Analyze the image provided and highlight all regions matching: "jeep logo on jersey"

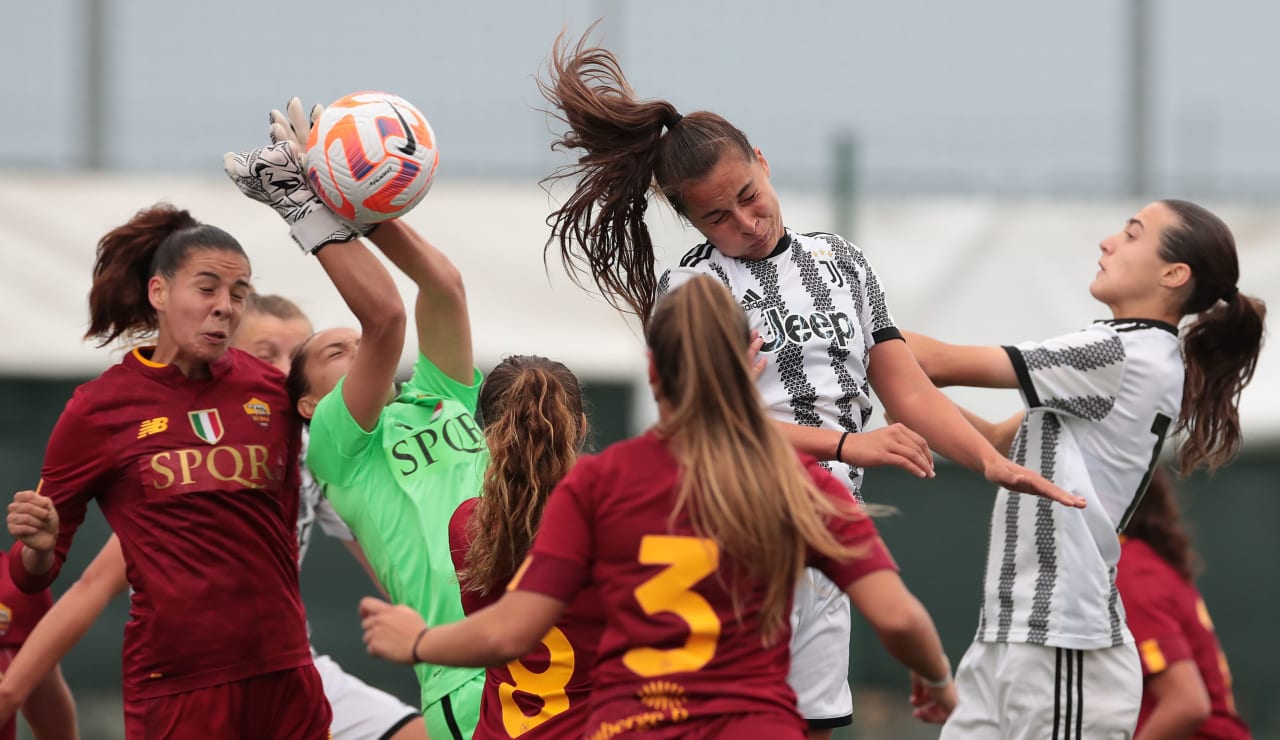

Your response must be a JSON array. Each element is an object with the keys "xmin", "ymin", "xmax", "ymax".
[
  {"xmin": 146, "ymin": 444, "xmax": 279, "ymax": 492},
  {"xmin": 390, "ymin": 410, "xmax": 485, "ymax": 476},
  {"xmin": 758, "ymin": 307, "xmax": 856, "ymax": 353},
  {"xmin": 187, "ymin": 409, "xmax": 224, "ymax": 444}
]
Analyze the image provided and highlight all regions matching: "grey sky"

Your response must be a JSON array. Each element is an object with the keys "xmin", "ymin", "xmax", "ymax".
[{"xmin": 5, "ymin": 0, "xmax": 1277, "ymax": 197}]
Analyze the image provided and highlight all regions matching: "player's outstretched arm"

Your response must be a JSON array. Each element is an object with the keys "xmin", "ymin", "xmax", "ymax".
[
  {"xmin": 844, "ymin": 571, "xmax": 955, "ymax": 723},
  {"xmin": 955, "ymin": 409, "xmax": 1024, "ymax": 458},
  {"xmin": 224, "ymin": 138, "xmax": 407, "ymax": 432},
  {"xmin": 0, "ymin": 536, "xmax": 126, "ymax": 728},
  {"xmin": 20, "ymin": 664, "xmax": 78, "ymax": 740},
  {"xmin": 868, "ymin": 340, "xmax": 1086, "ymax": 507},
  {"xmin": 902, "ymin": 330, "xmax": 1017, "ymax": 388},
  {"xmin": 360, "ymin": 592, "xmax": 565, "ymax": 667},
  {"xmin": 312, "ymin": 235, "xmax": 407, "ymax": 431},
  {"xmin": 365, "ymin": 221, "xmax": 474, "ymax": 385}
]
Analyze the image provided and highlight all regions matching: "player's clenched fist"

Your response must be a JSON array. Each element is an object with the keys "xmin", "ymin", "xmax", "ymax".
[
  {"xmin": 7, "ymin": 490, "xmax": 58, "ymax": 553},
  {"xmin": 360, "ymin": 597, "xmax": 428, "ymax": 665}
]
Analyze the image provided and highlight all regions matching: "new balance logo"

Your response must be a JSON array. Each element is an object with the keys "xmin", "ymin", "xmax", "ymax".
[
  {"xmin": 740, "ymin": 289, "xmax": 766, "ymax": 311},
  {"xmin": 137, "ymin": 417, "xmax": 169, "ymax": 439}
]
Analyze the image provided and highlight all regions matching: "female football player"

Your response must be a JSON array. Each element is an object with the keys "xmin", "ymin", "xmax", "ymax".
[
  {"xmin": 0, "ymin": 293, "xmax": 425, "ymax": 740},
  {"xmin": 903, "ymin": 199, "xmax": 1264, "ymax": 739},
  {"xmin": 534, "ymin": 29, "xmax": 1082, "ymax": 736},
  {"xmin": 360, "ymin": 276, "xmax": 957, "ymax": 738},
  {"xmin": 5, "ymin": 205, "xmax": 329, "ymax": 738}
]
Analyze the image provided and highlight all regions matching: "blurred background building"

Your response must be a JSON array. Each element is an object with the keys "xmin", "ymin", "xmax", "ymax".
[{"xmin": 2, "ymin": 1, "xmax": 1277, "ymax": 737}]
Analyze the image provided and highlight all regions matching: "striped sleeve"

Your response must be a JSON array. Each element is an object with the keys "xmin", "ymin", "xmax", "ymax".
[{"xmin": 1002, "ymin": 327, "xmax": 1125, "ymax": 421}]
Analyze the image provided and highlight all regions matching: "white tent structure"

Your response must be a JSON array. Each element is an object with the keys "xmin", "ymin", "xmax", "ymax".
[{"xmin": 2, "ymin": 174, "xmax": 1277, "ymax": 442}]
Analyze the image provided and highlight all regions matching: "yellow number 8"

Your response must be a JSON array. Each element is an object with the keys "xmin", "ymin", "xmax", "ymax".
[
  {"xmin": 623, "ymin": 535, "xmax": 721, "ymax": 678},
  {"xmin": 499, "ymin": 626, "xmax": 576, "ymax": 737}
]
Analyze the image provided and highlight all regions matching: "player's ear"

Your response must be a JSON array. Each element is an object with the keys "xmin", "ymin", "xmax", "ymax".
[
  {"xmin": 297, "ymin": 395, "xmax": 317, "ymax": 421},
  {"xmin": 148, "ymin": 275, "xmax": 168, "ymax": 312},
  {"xmin": 754, "ymin": 147, "xmax": 770, "ymax": 178}
]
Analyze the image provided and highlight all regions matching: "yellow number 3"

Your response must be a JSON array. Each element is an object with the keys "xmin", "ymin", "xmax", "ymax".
[
  {"xmin": 499, "ymin": 626, "xmax": 575, "ymax": 737},
  {"xmin": 623, "ymin": 535, "xmax": 721, "ymax": 678}
]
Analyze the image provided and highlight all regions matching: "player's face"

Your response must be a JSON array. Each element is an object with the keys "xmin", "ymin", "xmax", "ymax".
[
  {"xmin": 234, "ymin": 313, "xmax": 313, "ymax": 374},
  {"xmin": 302, "ymin": 327, "xmax": 362, "ymax": 403},
  {"xmin": 680, "ymin": 148, "xmax": 785, "ymax": 260},
  {"xmin": 1091, "ymin": 201, "xmax": 1181, "ymax": 310},
  {"xmin": 149, "ymin": 248, "xmax": 252, "ymax": 371}
]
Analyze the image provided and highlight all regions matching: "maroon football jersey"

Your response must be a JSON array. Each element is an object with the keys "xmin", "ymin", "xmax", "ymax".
[
  {"xmin": 512, "ymin": 431, "xmax": 896, "ymax": 738},
  {"xmin": 449, "ymin": 497, "xmax": 605, "ymax": 739},
  {"xmin": 1118, "ymin": 537, "xmax": 1251, "ymax": 740},
  {"xmin": 0, "ymin": 551, "xmax": 53, "ymax": 650},
  {"xmin": 8, "ymin": 348, "xmax": 311, "ymax": 701}
]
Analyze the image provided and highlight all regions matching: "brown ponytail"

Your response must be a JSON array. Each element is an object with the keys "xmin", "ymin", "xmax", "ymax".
[
  {"xmin": 647, "ymin": 276, "xmax": 864, "ymax": 644},
  {"xmin": 1157, "ymin": 200, "xmax": 1267, "ymax": 475},
  {"xmin": 539, "ymin": 29, "xmax": 755, "ymax": 325},
  {"xmin": 87, "ymin": 203, "xmax": 246, "ymax": 346},
  {"xmin": 461, "ymin": 356, "xmax": 586, "ymax": 596}
]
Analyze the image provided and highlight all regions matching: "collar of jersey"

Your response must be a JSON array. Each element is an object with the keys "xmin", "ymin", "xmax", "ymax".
[
  {"xmin": 127, "ymin": 346, "xmax": 236, "ymax": 382},
  {"xmin": 1094, "ymin": 318, "xmax": 1179, "ymax": 336}
]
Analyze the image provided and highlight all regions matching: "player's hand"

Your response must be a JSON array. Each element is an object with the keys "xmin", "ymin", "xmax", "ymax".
[
  {"xmin": 840, "ymin": 424, "xmax": 935, "ymax": 479},
  {"xmin": 747, "ymin": 330, "xmax": 767, "ymax": 381},
  {"xmin": 268, "ymin": 96, "xmax": 325, "ymax": 164},
  {"xmin": 983, "ymin": 457, "xmax": 1086, "ymax": 508},
  {"xmin": 909, "ymin": 671, "xmax": 956, "ymax": 723},
  {"xmin": 360, "ymin": 597, "xmax": 428, "ymax": 665},
  {"xmin": 7, "ymin": 490, "xmax": 58, "ymax": 554},
  {"xmin": 222, "ymin": 141, "xmax": 361, "ymax": 255}
]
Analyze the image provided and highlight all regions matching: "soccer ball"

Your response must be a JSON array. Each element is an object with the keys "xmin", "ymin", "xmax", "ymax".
[{"xmin": 306, "ymin": 92, "xmax": 439, "ymax": 225}]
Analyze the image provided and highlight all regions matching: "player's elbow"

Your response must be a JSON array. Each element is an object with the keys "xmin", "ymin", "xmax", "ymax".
[
  {"xmin": 868, "ymin": 597, "xmax": 932, "ymax": 648},
  {"xmin": 364, "ymin": 298, "xmax": 407, "ymax": 339}
]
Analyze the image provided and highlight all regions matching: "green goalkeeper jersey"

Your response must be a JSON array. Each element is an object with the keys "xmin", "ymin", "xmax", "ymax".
[{"xmin": 308, "ymin": 352, "xmax": 486, "ymax": 712}]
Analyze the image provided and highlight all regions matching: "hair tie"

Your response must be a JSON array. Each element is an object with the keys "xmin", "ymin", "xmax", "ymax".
[
  {"xmin": 1222, "ymin": 285, "xmax": 1239, "ymax": 303},
  {"xmin": 664, "ymin": 112, "xmax": 683, "ymax": 132}
]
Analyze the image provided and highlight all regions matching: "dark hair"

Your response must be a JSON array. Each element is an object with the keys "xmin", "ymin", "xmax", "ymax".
[
  {"xmin": 461, "ymin": 355, "xmax": 587, "ymax": 596},
  {"xmin": 1123, "ymin": 468, "xmax": 1198, "ymax": 581},
  {"xmin": 285, "ymin": 334, "xmax": 318, "ymax": 422},
  {"xmin": 646, "ymin": 276, "xmax": 864, "ymax": 644},
  {"xmin": 539, "ymin": 29, "xmax": 755, "ymax": 325},
  {"xmin": 1157, "ymin": 199, "xmax": 1267, "ymax": 475},
  {"xmin": 246, "ymin": 293, "xmax": 309, "ymax": 324},
  {"xmin": 86, "ymin": 203, "xmax": 247, "ymax": 346}
]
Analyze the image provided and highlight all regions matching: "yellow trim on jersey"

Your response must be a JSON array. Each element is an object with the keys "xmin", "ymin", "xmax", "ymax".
[
  {"xmin": 131, "ymin": 347, "xmax": 168, "ymax": 368},
  {"xmin": 507, "ymin": 556, "xmax": 534, "ymax": 592},
  {"xmin": 1139, "ymin": 638, "xmax": 1167, "ymax": 673}
]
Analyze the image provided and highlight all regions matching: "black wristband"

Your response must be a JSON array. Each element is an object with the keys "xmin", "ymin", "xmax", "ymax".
[
  {"xmin": 835, "ymin": 431, "xmax": 851, "ymax": 463},
  {"xmin": 410, "ymin": 626, "xmax": 429, "ymax": 664}
]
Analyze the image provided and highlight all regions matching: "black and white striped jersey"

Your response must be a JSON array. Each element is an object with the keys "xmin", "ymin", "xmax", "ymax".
[
  {"xmin": 977, "ymin": 319, "xmax": 1182, "ymax": 650},
  {"xmin": 658, "ymin": 229, "xmax": 902, "ymax": 496}
]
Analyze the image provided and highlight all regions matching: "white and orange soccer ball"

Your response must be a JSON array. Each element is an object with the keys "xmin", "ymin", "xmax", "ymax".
[{"xmin": 305, "ymin": 92, "xmax": 439, "ymax": 225}]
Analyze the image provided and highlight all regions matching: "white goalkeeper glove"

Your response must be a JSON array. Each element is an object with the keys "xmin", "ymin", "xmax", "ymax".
[
  {"xmin": 222, "ymin": 140, "xmax": 360, "ymax": 255},
  {"xmin": 269, "ymin": 96, "xmax": 324, "ymax": 164}
]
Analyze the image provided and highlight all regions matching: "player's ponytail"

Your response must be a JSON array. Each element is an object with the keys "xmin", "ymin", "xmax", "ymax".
[
  {"xmin": 647, "ymin": 276, "xmax": 864, "ymax": 645},
  {"xmin": 462, "ymin": 355, "xmax": 587, "ymax": 596},
  {"xmin": 540, "ymin": 29, "xmax": 756, "ymax": 326},
  {"xmin": 1158, "ymin": 199, "xmax": 1267, "ymax": 475},
  {"xmin": 87, "ymin": 203, "xmax": 246, "ymax": 346}
]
